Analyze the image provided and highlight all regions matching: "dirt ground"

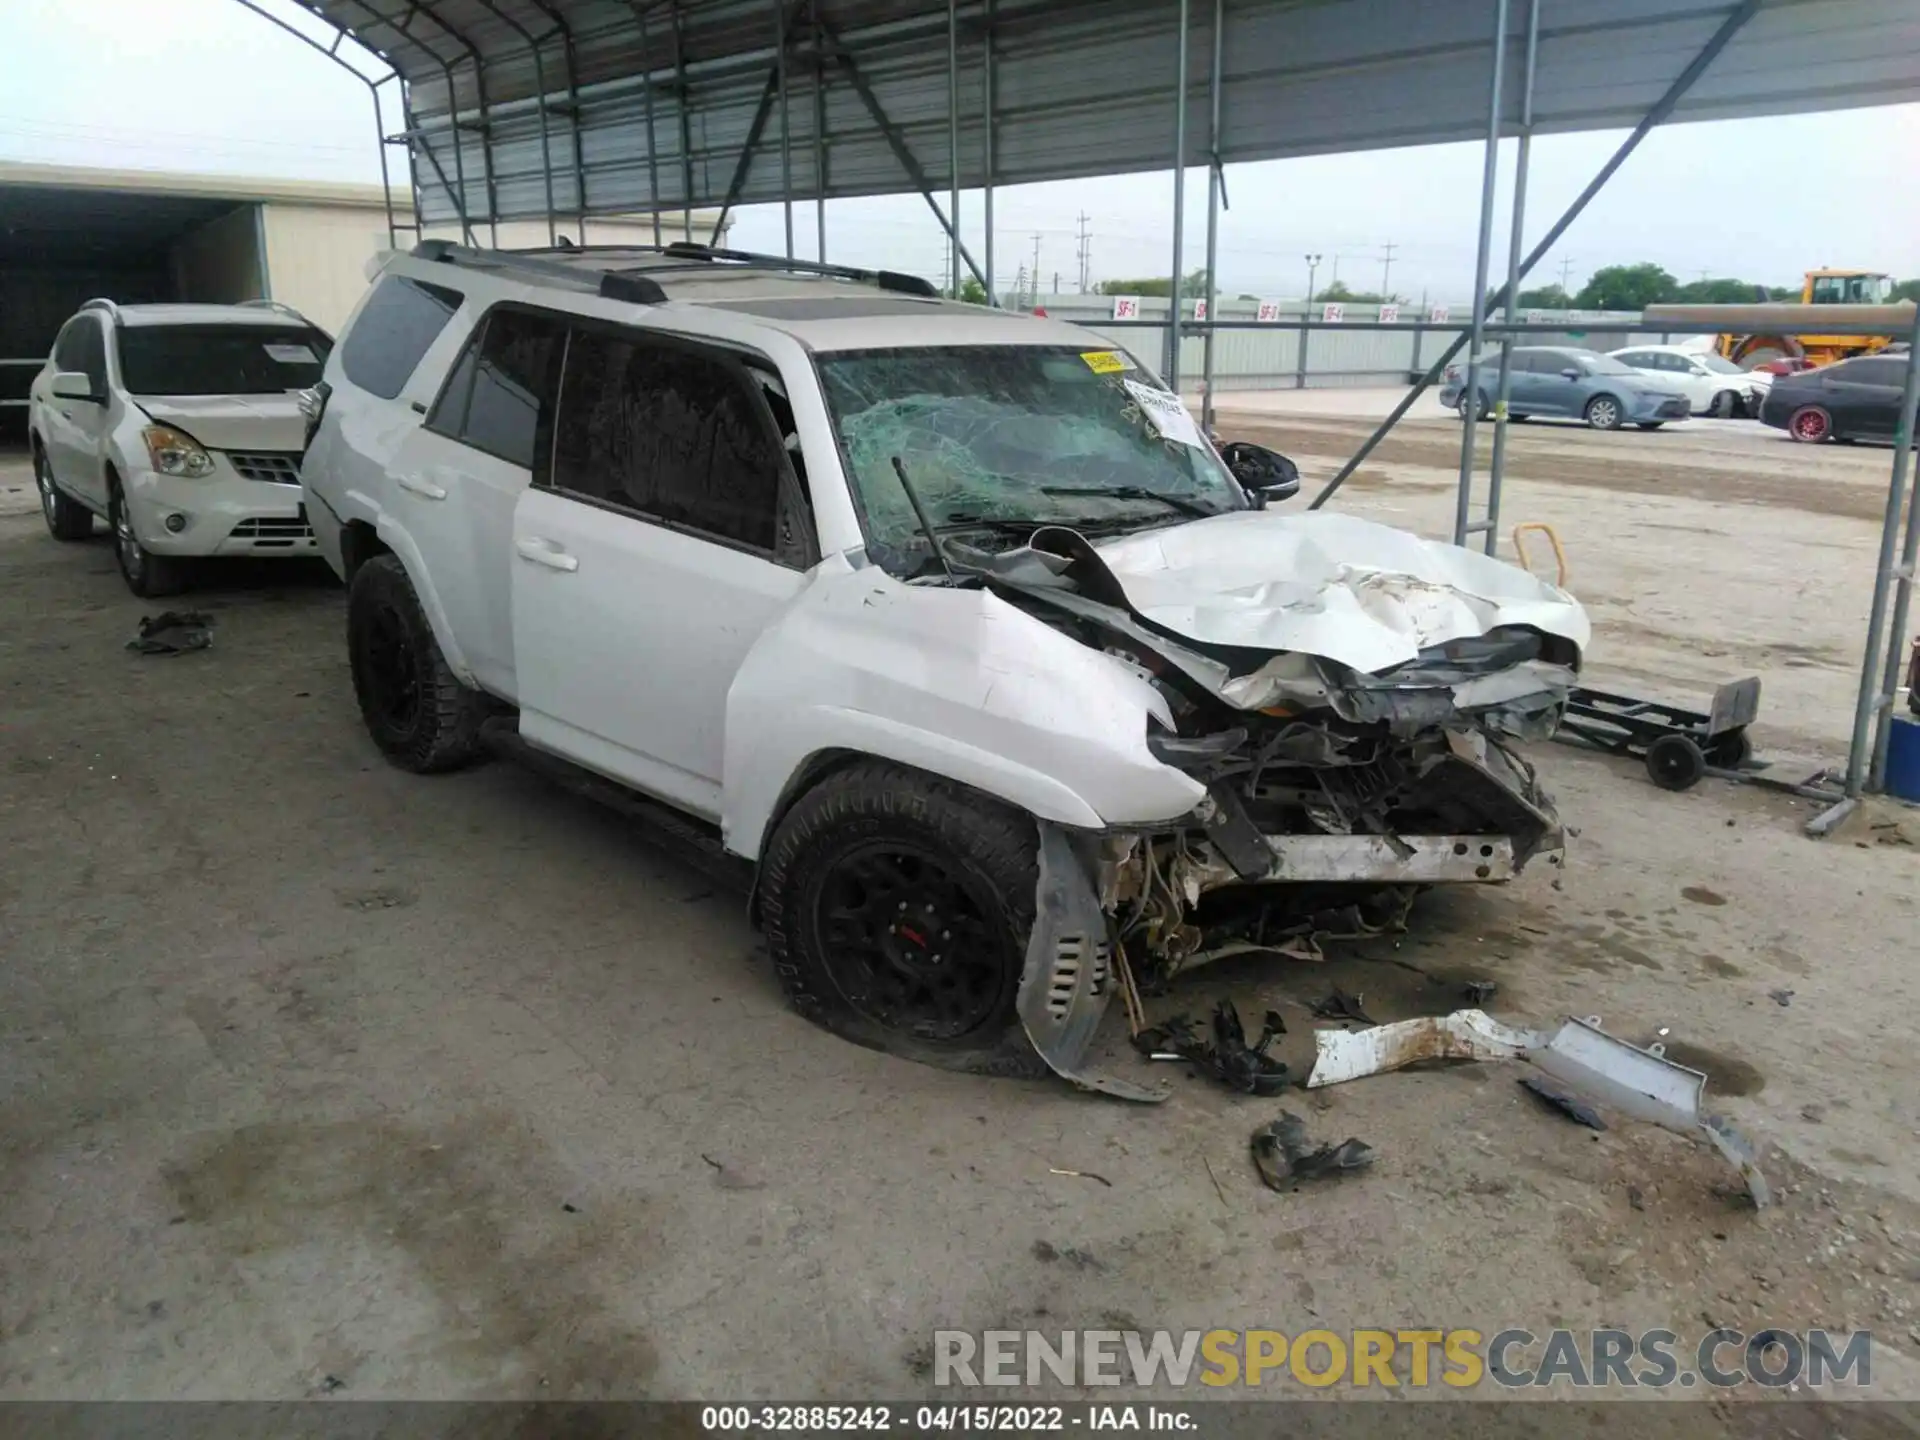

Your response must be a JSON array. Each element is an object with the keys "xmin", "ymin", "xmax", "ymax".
[{"xmin": 3, "ymin": 417, "xmax": 1919, "ymax": 1423}]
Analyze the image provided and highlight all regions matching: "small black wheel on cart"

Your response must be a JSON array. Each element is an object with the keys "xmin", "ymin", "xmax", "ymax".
[
  {"xmin": 1646, "ymin": 734, "xmax": 1707, "ymax": 792},
  {"xmin": 1706, "ymin": 730, "xmax": 1753, "ymax": 769}
]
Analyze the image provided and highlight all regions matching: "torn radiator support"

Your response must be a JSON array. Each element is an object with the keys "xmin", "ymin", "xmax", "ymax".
[{"xmin": 1019, "ymin": 821, "xmax": 1168, "ymax": 1103}]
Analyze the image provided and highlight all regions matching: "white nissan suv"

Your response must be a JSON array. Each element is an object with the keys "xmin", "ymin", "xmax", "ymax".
[
  {"xmin": 302, "ymin": 241, "xmax": 1589, "ymax": 1096},
  {"xmin": 29, "ymin": 299, "xmax": 332, "ymax": 595}
]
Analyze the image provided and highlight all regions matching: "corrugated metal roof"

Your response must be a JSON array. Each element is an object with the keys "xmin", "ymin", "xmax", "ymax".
[{"xmin": 277, "ymin": 0, "xmax": 1920, "ymax": 226}]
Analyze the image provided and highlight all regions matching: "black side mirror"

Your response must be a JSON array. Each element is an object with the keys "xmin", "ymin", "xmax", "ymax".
[{"xmin": 1219, "ymin": 441, "xmax": 1301, "ymax": 505}]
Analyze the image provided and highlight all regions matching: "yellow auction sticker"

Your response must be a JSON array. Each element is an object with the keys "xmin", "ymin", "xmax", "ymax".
[{"xmin": 1080, "ymin": 350, "xmax": 1133, "ymax": 374}]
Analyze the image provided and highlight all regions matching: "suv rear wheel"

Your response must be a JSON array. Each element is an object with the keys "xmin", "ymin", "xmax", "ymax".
[
  {"xmin": 347, "ymin": 554, "xmax": 488, "ymax": 772},
  {"xmin": 34, "ymin": 446, "xmax": 92, "ymax": 541},
  {"xmin": 758, "ymin": 762, "xmax": 1047, "ymax": 1078}
]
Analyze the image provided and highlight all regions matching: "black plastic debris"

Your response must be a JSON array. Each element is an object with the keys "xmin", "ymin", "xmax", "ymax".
[
  {"xmin": 1519, "ymin": 1074, "xmax": 1608, "ymax": 1130},
  {"xmin": 127, "ymin": 611, "xmax": 213, "ymax": 656},
  {"xmin": 1250, "ymin": 1111, "xmax": 1375, "ymax": 1191},
  {"xmin": 1768, "ymin": 988, "xmax": 1794, "ymax": 1007},
  {"xmin": 1463, "ymin": 980, "xmax": 1499, "ymax": 1005},
  {"xmin": 1309, "ymin": 985, "xmax": 1376, "ymax": 1025},
  {"xmin": 1134, "ymin": 1000, "xmax": 1288, "ymax": 1096}
]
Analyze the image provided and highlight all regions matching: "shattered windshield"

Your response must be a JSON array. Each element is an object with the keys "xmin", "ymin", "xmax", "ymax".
[{"xmin": 817, "ymin": 345, "xmax": 1245, "ymax": 573}]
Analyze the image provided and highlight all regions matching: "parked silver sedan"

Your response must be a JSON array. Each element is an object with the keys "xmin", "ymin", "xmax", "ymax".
[{"xmin": 1441, "ymin": 347, "xmax": 1693, "ymax": 430}]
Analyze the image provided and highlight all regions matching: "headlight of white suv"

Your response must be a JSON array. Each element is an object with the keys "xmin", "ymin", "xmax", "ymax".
[{"xmin": 142, "ymin": 425, "xmax": 216, "ymax": 477}]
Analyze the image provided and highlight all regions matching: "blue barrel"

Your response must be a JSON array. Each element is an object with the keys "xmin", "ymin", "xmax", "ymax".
[{"xmin": 1888, "ymin": 714, "xmax": 1920, "ymax": 803}]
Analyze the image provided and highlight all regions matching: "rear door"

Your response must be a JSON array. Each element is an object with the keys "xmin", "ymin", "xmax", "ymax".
[
  {"xmin": 1824, "ymin": 358, "xmax": 1906, "ymax": 438},
  {"xmin": 386, "ymin": 305, "xmax": 568, "ymax": 698},
  {"xmin": 510, "ymin": 322, "xmax": 816, "ymax": 818}
]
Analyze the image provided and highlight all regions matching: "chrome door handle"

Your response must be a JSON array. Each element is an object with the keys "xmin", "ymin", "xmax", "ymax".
[
  {"xmin": 398, "ymin": 473, "xmax": 447, "ymax": 500},
  {"xmin": 516, "ymin": 537, "xmax": 578, "ymax": 572}
]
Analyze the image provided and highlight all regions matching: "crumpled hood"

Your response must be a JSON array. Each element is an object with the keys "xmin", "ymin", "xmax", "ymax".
[
  {"xmin": 1089, "ymin": 509, "xmax": 1590, "ymax": 676},
  {"xmin": 133, "ymin": 393, "xmax": 306, "ymax": 453}
]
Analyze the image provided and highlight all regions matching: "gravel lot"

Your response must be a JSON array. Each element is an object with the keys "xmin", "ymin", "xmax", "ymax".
[{"xmin": 4, "ymin": 420, "xmax": 1919, "ymax": 1420}]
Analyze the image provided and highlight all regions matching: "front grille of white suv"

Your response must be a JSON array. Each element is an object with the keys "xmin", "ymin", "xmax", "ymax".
[
  {"xmin": 227, "ymin": 452, "xmax": 302, "ymax": 485},
  {"xmin": 230, "ymin": 516, "xmax": 314, "ymax": 546}
]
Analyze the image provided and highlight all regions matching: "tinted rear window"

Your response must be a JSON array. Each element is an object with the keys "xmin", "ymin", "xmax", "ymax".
[
  {"xmin": 340, "ymin": 276, "xmax": 464, "ymax": 399},
  {"xmin": 117, "ymin": 325, "xmax": 331, "ymax": 396}
]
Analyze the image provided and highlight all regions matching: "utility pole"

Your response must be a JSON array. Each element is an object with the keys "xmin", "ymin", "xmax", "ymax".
[
  {"xmin": 1014, "ymin": 263, "xmax": 1028, "ymax": 309},
  {"xmin": 1052, "ymin": 271, "xmax": 1060, "ymax": 293},
  {"xmin": 1557, "ymin": 255, "xmax": 1574, "ymax": 294},
  {"xmin": 1075, "ymin": 212, "xmax": 1092, "ymax": 292},
  {"xmin": 1030, "ymin": 233, "xmax": 1042, "ymax": 308},
  {"xmin": 1379, "ymin": 242, "xmax": 1398, "ymax": 300},
  {"xmin": 1304, "ymin": 252, "xmax": 1322, "ymax": 303}
]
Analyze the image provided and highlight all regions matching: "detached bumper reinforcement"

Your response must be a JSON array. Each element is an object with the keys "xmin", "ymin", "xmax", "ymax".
[{"xmin": 1260, "ymin": 833, "xmax": 1519, "ymax": 884}]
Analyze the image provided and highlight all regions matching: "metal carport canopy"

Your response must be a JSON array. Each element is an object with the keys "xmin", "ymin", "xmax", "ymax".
[{"xmin": 283, "ymin": 0, "xmax": 1920, "ymax": 226}]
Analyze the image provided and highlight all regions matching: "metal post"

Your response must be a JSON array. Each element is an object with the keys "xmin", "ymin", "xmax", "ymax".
[
  {"xmin": 1200, "ymin": 0, "xmax": 1225, "ymax": 430},
  {"xmin": 778, "ymin": 0, "xmax": 794, "ymax": 257},
  {"xmin": 640, "ymin": 9, "xmax": 663, "ymax": 244},
  {"xmin": 673, "ymin": 7, "xmax": 695, "ymax": 241},
  {"xmin": 948, "ymin": 0, "xmax": 961, "ymax": 297},
  {"xmin": 1858, "ymin": 305, "xmax": 1920, "ymax": 792},
  {"xmin": 1454, "ymin": 0, "xmax": 1510, "ymax": 547},
  {"xmin": 1310, "ymin": 0, "xmax": 1762, "ymax": 511},
  {"xmin": 814, "ymin": 5, "xmax": 827, "ymax": 259},
  {"xmin": 982, "ymin": 0, "xmax": 996, "ymax": 304},
  {"xmin": 1167, "ymin": 0, "xmax": 1191, "ymax": 389},
  {"xmin": 1483, "ymin": 0, "xmax": 1539, "ymax": 556}
]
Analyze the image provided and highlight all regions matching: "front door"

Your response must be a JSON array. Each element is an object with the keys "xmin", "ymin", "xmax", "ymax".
[
  {"xmin": 510, "ymin": 324, "xmax": 814, "ymax": 820},
  {"xmin": 1528, "ymin": 353, "xmax": 1581, "ymax": 416},
  {"xmin": 44, "ymin": 314, "xmax": 113, "ymax": 509}
]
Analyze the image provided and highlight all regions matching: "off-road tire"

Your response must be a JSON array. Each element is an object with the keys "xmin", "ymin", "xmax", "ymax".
[
  {"xmin": 347, "ymin": 553, "xmax": 488, "ymax": 773},
  {"xmin": 758, "ymin": 761, "xmax": 1047, "ymax": 1078},
  {"xmin": 110, "ymin": 479, "xmax": 187, "ymax": 598},
  {"xmin": 35, "ymin": 446, "xmax": 93, "ymax": 541},
  {"xmin": 1584, "ymin": 394, "xmax": 1624, "ymax": 430}
]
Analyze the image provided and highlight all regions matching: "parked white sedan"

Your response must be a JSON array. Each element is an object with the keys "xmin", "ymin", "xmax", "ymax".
[{"xmin": 1608, "ymin": 344, "xmax": 1768, "ymax": 418}]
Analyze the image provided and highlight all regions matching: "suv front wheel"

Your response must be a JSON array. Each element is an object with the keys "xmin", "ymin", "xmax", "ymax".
[
  {"xmin": 347, "ymin": 554, "xmax": 489, "ymax": 772},
  {"xmin": 758, "ymin": 761, "xmax": 1048, "ymax": 1078},
  {"xmin": 110, "ymin": 478, "xmax": 186, "ymax": 597}
]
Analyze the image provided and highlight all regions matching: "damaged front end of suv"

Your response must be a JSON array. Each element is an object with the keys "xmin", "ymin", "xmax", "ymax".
[{"xmin": 969, "ymin": 511, "xmax": 1589, "ymax": 1098}]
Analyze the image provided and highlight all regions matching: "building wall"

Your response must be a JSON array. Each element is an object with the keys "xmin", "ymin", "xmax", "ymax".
[
  {"xmin": 168, "ymin": 203, "xmax": 264, "ymax": 308},
  {"xmin": 262, "ymin": 204, "xmax": 729, "ymax": 335}
]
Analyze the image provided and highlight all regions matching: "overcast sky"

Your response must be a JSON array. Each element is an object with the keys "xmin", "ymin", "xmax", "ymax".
[{"xmin": 5, "ymin": 0, "xmax": 1916, "ymax": 300}]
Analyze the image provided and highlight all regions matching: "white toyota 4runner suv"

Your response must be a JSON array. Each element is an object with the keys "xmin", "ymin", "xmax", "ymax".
[
  {"xmin": 30, "ymin": 299, "xmax": 333, "ymax": 595},
  {"xmin": 303, "ymin": 241, "xmax": 1588, "ymax": 1097}
]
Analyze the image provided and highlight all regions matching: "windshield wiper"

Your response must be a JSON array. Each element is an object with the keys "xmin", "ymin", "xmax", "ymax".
[{"xmin": 1038, "ymin": 485, "xmax": 1217, "ymax": 519}]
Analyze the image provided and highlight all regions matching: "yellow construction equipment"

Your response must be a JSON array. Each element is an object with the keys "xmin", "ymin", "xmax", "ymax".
[{"xmin": 1715, "ymin": 269, "xmax": 1897, "ymax": 370}]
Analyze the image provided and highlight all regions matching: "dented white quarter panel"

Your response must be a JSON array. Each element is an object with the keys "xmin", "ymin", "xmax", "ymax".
[
  {"xmin": 722, "ymin": 557, "xmax": 1206, "ymax": 859},
  {"xmin": 1091, "ymin": 509, "xmax": 1590, "ymax": 676}
]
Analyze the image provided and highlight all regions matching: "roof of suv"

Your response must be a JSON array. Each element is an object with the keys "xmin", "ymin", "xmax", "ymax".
[{"xmin": 403, "ymin": 242, "xmax": 1118, "ymax": 354}]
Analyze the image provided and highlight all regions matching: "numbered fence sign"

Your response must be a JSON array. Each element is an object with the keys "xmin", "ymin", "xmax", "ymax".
[
  {"xmin": 1526, "ymin": 309, "xmax": 1544, "ymax": 324},
  {"xmin": 1192, "ymin": 299, "xmax": 1208, "ymax": 322},
  {"xmin": 1428, "ymin": 304, "xmax": 1451, "ymax": 324},
  {"xmin": 1255, "ymin": 300, "xmax": 1281, "ymax": 323},
  {"xmin": 1378, "ymin": 303, "xmax": 1400, "ymax": 324},
  {"xmin": 1322, "ymin": 303, "xmax": 1345, "ymax": 324},
  {"xmin": 1111, "ymin": 295, "xmax": 1141, "ymax": 320}
]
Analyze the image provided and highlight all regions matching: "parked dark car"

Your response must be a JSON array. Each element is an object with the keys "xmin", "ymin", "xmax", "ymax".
[
  {"xmin": 1760, "ymin": 354, "xmax": 1917, "ymax": 443},
  {"xmin": 1441, "ymin": 347, "xmax": 1691, "ymax": 430}
]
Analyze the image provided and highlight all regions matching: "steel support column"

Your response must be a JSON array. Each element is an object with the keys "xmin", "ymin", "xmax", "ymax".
[
  {"xmin": 948, "ymin": 0, "xmax": 961, "ymax": 296},
  {"xmin": 1200, "ymin": 0, "xmax": 1225, "ymax": 430},
  {"xmin": 1483, "ymin": 0, "xmax": 1540, "ymax": 556},
  {"xmin": 673, "ymin": 7, "xmax": 696, "ymax": 241},
  {"xmin": 813, "ymin": 2, "xmax": 827, "ymax": 258},
  {"xmin": 1310, "ymin": 0, "xmax": 1762, "ymax": 511},
  {"xmin": 525, "ymin": 0, "xmax": 588, "ymax": 232},
  {"xmin": 982, "ymin": 0, "xmax": 996, "ymax": 303},
  {"xmin": 1167, "ymin": 0, "xmax": 1191, "ymax": 390},
  {"xmin": 1453, "ymin": 0, "xmax": 1510, "ymax": 546},
  {"xmin": 778, "ymin": 0, "xmax": 794, "ymax": 256},
  {"xmin": 639, "ymin": 8, "xmax": 663, "ymax": 242},
  {"xmin": 1856, "ymin": 304, "xmax": 1920, "ymax": 793}
]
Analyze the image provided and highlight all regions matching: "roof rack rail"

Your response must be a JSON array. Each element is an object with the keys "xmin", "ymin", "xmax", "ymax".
[
  {"xmin": 78, "ymin": 297, "xmax": 121, "ymax": 319},
  {"xmin": 410, "ymin": 239, "xmax": 668, "ymax": 305},
  {"xmin": 655, "ymin": 241, "xmax": 939, "ymax": 298},
  {"xmin": 412, "ymin": 237, "xmax": 940, "ymax": 302}
]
